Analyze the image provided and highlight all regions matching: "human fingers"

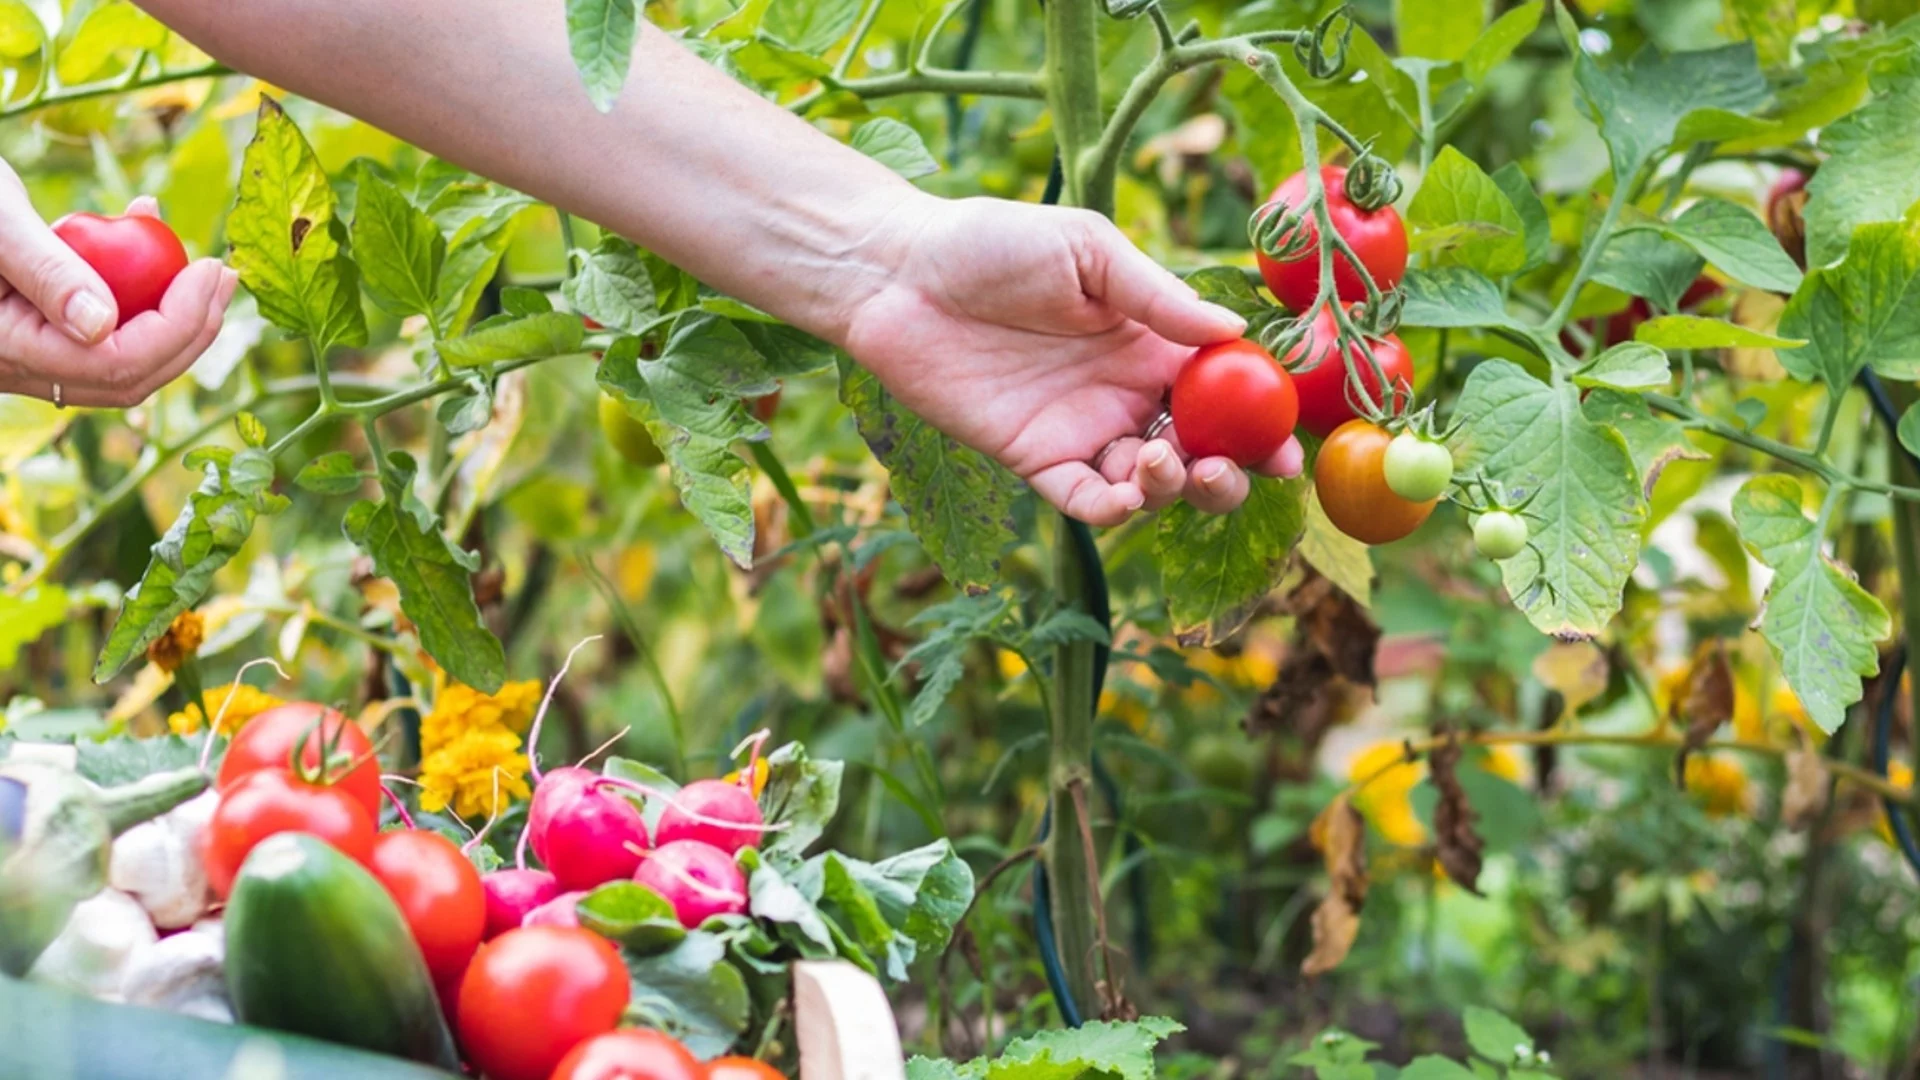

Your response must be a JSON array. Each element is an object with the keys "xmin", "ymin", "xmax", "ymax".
[
  {"xmin": 0, "ymin": 260, "xmax": 226, "ymax": 398},
  {"xmin": 1069, "ymin": 211, "xmax": 1246, "ymax": 347},
  {"xmin": 0, "ymin": 178, "xmax": 119, "ymax": 343},
  {"xmin": 1250, "ymin": 436, "xmax": 1305, "ymax": 479},
  {"xmin": 1182, "ymin": 457, "xmax": 1250, "ymax": 515},
  {"xmin": 124, "ymin": 195, "xmax": 161, "ymax": 219},
  {"xmin": 1029, "ymin": 459, "xmax": 1147, "ymax": 527}
]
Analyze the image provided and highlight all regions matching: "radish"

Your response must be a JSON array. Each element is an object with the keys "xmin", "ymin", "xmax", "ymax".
[
  {"xmin": 651, "ymin": 779, "xmax": 764, "ymax": 855},
  {"xmin": 632, "ymin": 840, "xmax": 747, "ymax": 929},
  {"xmin": 526, "ymin": 766, "xmax": 650, "ymax": 891},
  {"xmin": 480, "ymin": 869, "xmax": 562, "ymax": 941},
  {"xmin": 520, "ymin": 890, "xmax": 586, "ymax": 930}
]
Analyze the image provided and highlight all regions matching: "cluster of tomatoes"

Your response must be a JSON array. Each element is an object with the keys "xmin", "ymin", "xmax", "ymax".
[{"xmin": 1169, "ymin": 165, "xmax": 1473, "ymax": 549}]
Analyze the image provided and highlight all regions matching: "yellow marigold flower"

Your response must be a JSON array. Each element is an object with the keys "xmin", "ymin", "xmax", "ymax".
[
  {"xmin": 147, "ymin": 611, "xmax": 205, "ymax": 675},
  {"xmin": 997, "ymin": 649, "xmax": 1028, "ymax": 680},
  {"xmin": 1684, "ymin": 755, "xmax": 1752, "ymax": 817},
  {"xmin": 167, "ymin": 683, "xmax": 285, "ymax": 736},
  {"xmin": 1877, "ymin": 761, "xmax": 1913, "ymax": 846},
  {"xmin": 1100, "ymin": 687, "xmax": 1151, "ymax": 734},
  {"xmin": 1349, "ymin": 740, "xmax": 1426, "ymax": 847},
  {"xmin": 420, "ymin": 680, "xmax": 542, "ymax": 757},
  {"xmin": 1483, "ymin": 745, "xmax": 1527, "ymax": 785},
  {"xmin": 418, "ymin": 726, "xmax": 533, "ymax": 819}
]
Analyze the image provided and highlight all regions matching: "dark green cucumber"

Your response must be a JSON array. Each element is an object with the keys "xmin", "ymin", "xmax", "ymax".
[
  {"xmin": 225, "ymin": 833, "xmax": 460, "ymax": 1070},
  {"xmin": 0, "ymin": 975, "xmax": 460, "ymax": 1080}
]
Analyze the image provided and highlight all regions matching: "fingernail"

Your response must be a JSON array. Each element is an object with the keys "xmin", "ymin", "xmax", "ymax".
[
  {"xmin": 1203, "ymin": 302, "xmax": 1247, "ymax": 334},
  {"xmin": 64, "ymin": 290, "xmax": 114, "ymax": 342},
  {"xmin": 1122, "ymin": 488, "xmax": 1145, "ymax": 511},
  {"xmin": 1143, "ymin": 444, "xmax": 1171, "ymax": 470},
  {"xmin": 1199, "ymin": 464, "xmax": 1228, "ymax": 490}
]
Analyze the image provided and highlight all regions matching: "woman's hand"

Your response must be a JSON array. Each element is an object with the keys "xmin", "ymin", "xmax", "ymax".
[
  {"xmin": 843, "ymin": 195, "xmax": 1302, "ymax": 527},
  {"xmin": 0, "ymin": 167, "xmax": 237, "ymax": 408}
]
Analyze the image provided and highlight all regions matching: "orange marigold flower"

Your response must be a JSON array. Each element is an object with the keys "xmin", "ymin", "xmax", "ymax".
[{"xmin": 147, "ymin": 611, "xmax": 205, "ymax": 674}]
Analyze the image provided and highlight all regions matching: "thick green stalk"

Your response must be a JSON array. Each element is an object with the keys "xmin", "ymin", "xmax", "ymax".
[
  {"xmin": 1047, "ymin": 519, "xmax": 1102, "ymax": 1018},
  {"xmin": 1047, "ymin": 0, "xmax": 1106, "ymax": 214},
  {"xmin": 1885, "ymin": 383, "xmax": 1920, "ymax": 794}
]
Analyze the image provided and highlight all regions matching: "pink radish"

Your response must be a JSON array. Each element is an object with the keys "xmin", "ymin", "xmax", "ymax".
[
  {"xmin": 520, "ymin": 890, "xmax": 586, "ymax": 930},
  {"xmin": 481, "ymin": 868, "xmax": 562, "ymax": 940},
  {"xmin": 527, "ymin": 766, "xmax": 650, "ymax": 891},
  {"xmin": 633, "ymin": 840, "xmax": 747, "ymax": 929},
  {"xmin": 652, "ymin": 779, "xmax": 765, "ymax": 855}
]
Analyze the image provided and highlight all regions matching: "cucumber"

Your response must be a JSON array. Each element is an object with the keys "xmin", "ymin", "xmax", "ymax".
[
  {"xmin": 225, "ymin": 833, "xmax": 461, "ymax": 1070},
  {"xmin": 0, "ymin": 976, "xmax": 460, "ymax": 1080}
]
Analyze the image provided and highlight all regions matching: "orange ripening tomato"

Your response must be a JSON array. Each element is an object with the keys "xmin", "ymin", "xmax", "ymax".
[{"xmin": 1314, "ymin": 420, "xmax": 1436, "ymax": 545}]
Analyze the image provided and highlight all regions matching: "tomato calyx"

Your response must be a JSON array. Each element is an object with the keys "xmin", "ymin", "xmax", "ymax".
[{"xmin": 288, "ymin": 713, "xmax": 378, "ymax": 795}]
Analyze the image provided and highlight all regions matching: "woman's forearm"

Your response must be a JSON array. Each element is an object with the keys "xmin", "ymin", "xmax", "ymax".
[{"xmin": 140, "ymin": 0, "xmax": 922, "ymax": 344}]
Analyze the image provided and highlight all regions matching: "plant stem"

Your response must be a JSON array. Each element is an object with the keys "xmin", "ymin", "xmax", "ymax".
[
  {"xmin": 788, "ymin": 68, "xmax": 1045, "ymax": 114},
  {"xmin": 0, "ymin": 61, "xmax": 231, "ymax": 120},
  {"xmin": 1046, "ymin": 0, "xmax": 1106, "ymax": 213},
  {"xmin": 1046, "ymin": 518, "xmax": 1103, "ymax": 1019},
  {"xmin": 1545, "ymin": 176, "xmax": 1635, "ymax": 334},
  {"xmin": 834, "ymin": 0, "xmax": 888, "ymax": 79},
  {"xmin": 1648, "ymin": 393, "xmax": 1920, "ymax": 504}
]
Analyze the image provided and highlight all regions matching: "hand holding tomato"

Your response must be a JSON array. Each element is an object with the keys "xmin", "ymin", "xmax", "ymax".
[{"xmin": 0, "ymin": 170, "xmax": 237, "ymax": 407}]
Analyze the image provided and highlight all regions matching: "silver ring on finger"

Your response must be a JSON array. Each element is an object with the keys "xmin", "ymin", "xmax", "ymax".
[
  {"xmin": 51, "ymin": 381, "xmax": 62, "ymax": 409},
  {"xmin": 1143, "ymin": 409, "xmax": 1174, "ymax": 443},
  {"xmin": 1090, "ymin": 437, "xmax": 1125, "ymax": 472}
]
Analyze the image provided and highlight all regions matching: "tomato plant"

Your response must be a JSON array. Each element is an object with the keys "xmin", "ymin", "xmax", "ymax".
[
  {"xmin": 50, "ymin": 213, "xmax": 188, "ymax": 326},
  {"xmin": 1168, "ymin": 339, "xmax": 1297, "ymax": 465},
  {"xmin": 1280, "ymin": 307, "xmax": 1414, "ymax": 439}
]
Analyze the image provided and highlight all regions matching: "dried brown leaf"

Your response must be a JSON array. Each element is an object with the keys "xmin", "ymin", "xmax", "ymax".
[
  {"xmin": 1781, "ymin": 735, "xmax": 1830, "ymax": 830},
  {"xmin": 1303, "ymin": 795, "xmax": 1368, "ymax": 977},
  {"xmin": 1429, "ymin": 738, "xmax": 1487, "ymax": 894},
  {"xmin": 1675, "ymin": 640, "xmax": 1735, "ymax": 785}
]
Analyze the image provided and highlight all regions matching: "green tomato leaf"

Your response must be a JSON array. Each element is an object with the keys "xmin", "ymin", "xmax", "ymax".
[
  {"xmin": 1635, "ymin": 314, "xmax": 1804, "ymax": 350},
  {"xmin": 0, "ymin": 0, "xmax": 44, "ymax": 60},
  {"xmin": 1462, "ymin": 1006, "xmax": 1533, "ymax": 1065},
  {"xmin": 1448, "ymin": 361, "xmax": 1645, "ymax": 638},
  {"xmin": 1400, "ymin": 1058, "xmax": 1479, "ymax": 1080},
  {"xmin": 760, "ymin": 0, "xmax": 863, "ymax": 54},
  {"xmin": 1407, "ymin": 147, "xmax": 1527, "ymax": 277},
  {"xmin": 1395, "ymin": 0, "xmax": 1483, "ymax": 62},
  {"xmin": 1777, "ymin": 213, "xmax": 1920, "ymax": 395},
  {"xmin": 566, "ymin": 0, "xmax": 638, "ymax": 112},
  {"xmin": 438, "ymin": 312, "xmax": 585, "ymax": 368},
  {"xmin": 1489, "ymin": 162, "xmax": 1550, "ymax": 272},
  {"xmin": 1582, "ymin": 390, "xmax": 1706, "ymax": 498},
  {"xmin": 1592, "ymin": 229, "xmax": 1704, "ymax": 312},
  {"xmin": 1575, "ymin": 343, "xmax": 1670, "ymax": 392},
  {"xmin": 621, "ymin": 933, "xmax": 751, "ymax": 1060},
  {"xmin": 342, "ymin": 452, "xmax": 505, "ymax": 692},
  {"xmin": 55, "ymin": 1, "xmax": 166, "ymax": 84},
  {"xmin": 563, "ymin": 237, "xmax": 657, "ymax": 334},
  {"xmin": 851, "ymin": 118, "xmax": 940, "ymax": 180},
  {"xmin": 1900, "ymin": 401, "xmax": 1920, "ymax": 459},
  {"xmin": 1571, "ymin": 41, "xmax": 1769, "ymax": 183},
  {"xmin": 1398, "ymin": 268, "xmax": 1529, "ymax": 333},
  {"xmin": 349, "ymin": 166, "xmax": 445, "ymax": 324},
  {"xmin": 228, "ymin": 97, "xmax": 367, "ymax": 353},
  {"xmin": 1299, "ymin": 493, "xmax": 1374, "ymax": 608},
  {"xmin": 161, "ymin": 119, "xmax": 233, "ymax": 257},
  {"xmin": 294, "ymin": 452, "xmax": 365, "ymax": 495},
  {"xmin": 1660, "ymin": 199, "xmax": 1803, "ymax": 294},
  {"xmin": 1157, "ymin": 476, "xmax": 1308, "ymax": 646},
  {"xmin": 1462, "ymin": 2, "xmax": 1543, "ymax": 86},
  {"xmin": 1732, "ymin": 475, "xmax": 1890, "ymax": 734},
  {"xmin": 758, "ymin": 742, "xmax": 843, "ymax": 866},
  {"xmin": 0, "ymin": 586, "xmax": 67, "ymax": 671},
  {"xmin": 1805, "ymin": 47, "xmax": 1920, "ymax": 269},
  {"xmin": 579, "ymin": 881, "xmax": 687, "ymax": 955},
  {"xmin": 95, "ymin": 451, "xmax": 289, "ymax": 681},
  {"xmin": 839, "ymin": 357, "xmax": 1020, "ymax": 594},
  {"xmin": 425, "ymin": 171, "xmax": 533, "ymax": 335}
]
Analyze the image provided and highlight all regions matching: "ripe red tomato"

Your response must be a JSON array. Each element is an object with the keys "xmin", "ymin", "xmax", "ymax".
[
  {"xmin": 1281, "ymin": 308, "xmax": 1414, "ymax": 439},
  {"xmin": 1313, "ymin": 420, "xmax": 1436, "ymax": 545},
  {"xmin": 50, "ymin": 212, "xmax": 189, "ymax": 326},
  {"xmin": 203, "ymin": 768, "xmax": 377, "ymax": 898},
  {"xmin": 367, "ymin": 830, "xmax": 486, "ymax": 986},
  {"xmin": 1256, "ymin": 166, "xmax": 1408, "ymax": 314},
  {"xmin": 456, "ymin": 926, "xmax": 630, "ymax": 1080},
  {"xmin": 706, "ymin": 1056, "xmax": 788, "ymax": 1080},
  {"xmin": 1169, "ymin": 339, "xmax": 1298, "ymax": 465},
  {"xmin": 216, "ymin": 702, "xmax": 382, "ymax": 823},
  {"xmin": 551, "ymin": 1029, "xmax": 705, "ymax": 1080}
]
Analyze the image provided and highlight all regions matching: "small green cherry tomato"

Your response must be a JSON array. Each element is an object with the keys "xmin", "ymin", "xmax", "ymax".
[
  {"xmin": 1381, "ymin": 433, "xmax": 1453, "ymax": 502},
  {"xmin": 1474, "ymin": 511, "xmax": 1529, "ymax": 560}
]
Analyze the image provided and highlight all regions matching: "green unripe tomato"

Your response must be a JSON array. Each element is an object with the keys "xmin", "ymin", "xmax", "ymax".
[
  {"xmin": 1382, "ymin": 432, "xmax": 1453, "ymax": 502},
  {"xmin": 1474, "ymin": 510, "xmax": 1529, "ymax": 560},
  {"xmin": 598, "ymin": 394, "xmax": 664, "ymax": 467}
]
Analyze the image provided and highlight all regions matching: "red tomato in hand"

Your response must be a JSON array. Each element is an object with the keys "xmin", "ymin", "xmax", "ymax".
[
  {"xmin": 456, "ymin": 926, "xmax": 630, "ymax": 1080},
  {"xmin": 707, "ymin": 1057, "xmax": 788, "ymax": 1080},
  {"xmin": 1256, "ymin": 166, "xmax": 1408, "ymax": 314},
  {"xmin": 51, "ymin": 212, "xmax": 189, "ymax": 326},
  {"xmin": 367, "ymin": 830, "xmax": 486, "ymax": 986},
  {"xmin": 1281, "ymin": 307, "xmax": 1414, "ymax": 439},
  {"xmin": 1169, "ymin": 339, "xmax": 1298, "ymax": 465},
  {"xmin": 1314, "ymin": 420, "xmax": 1436, "ymax": 545},
  {"xmin": 551, "ymin": 1029, "xmax": 705, "ymax": 1080},
  {"xmin": 203, "ymin": 768, "xmax": 377, "ymax": 898},
  {"xmin": 216, "ymin": 702, "xmax": 382, "ymax": 822}
]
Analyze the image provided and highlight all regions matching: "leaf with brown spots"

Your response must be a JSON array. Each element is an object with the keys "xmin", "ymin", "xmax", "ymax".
[
  {"xmin": 1303, "ymin": 794, "xmax": 1367, "ymax": 977},
  {"xmin": 1429, "ymin": 738, "xmax": 1486, "ymax": 894}
]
